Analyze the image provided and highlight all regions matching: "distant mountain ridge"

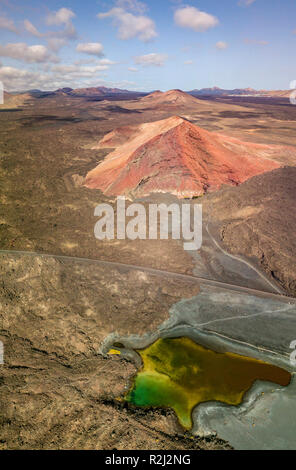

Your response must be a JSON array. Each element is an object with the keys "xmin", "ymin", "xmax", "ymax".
[
  {"xmin": 189, "ymin": 87, "xmax": 291, "ymax": 97},
  {"xmin": 8, "ymin": 86, "xmax": 291, "ymax": 99},
  {"xmin": 11, "ymin": 86, "xmax": 145, "ymax": 98},
  {"xmin": 69, "ymin": 86, "xmax": 143, "ymax": 97}
]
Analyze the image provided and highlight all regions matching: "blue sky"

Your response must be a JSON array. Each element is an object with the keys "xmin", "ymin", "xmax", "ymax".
[{"xmin": 0, "ymin": 0, "xmax": 295, "ymax": 91}]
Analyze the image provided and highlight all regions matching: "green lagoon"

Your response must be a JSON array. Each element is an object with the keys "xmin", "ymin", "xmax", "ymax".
[{"xmin": 125, "ymin": 337, "xmax": 291, "ymax": 429}]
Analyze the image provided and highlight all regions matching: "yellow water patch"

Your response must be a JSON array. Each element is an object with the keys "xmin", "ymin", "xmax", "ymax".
[
  {"xmin": 125, "ymin": 337, "xmax": 291, "ymax": 430},
  {"xmin": 108, "ymin": 349, "xmax": 121, "ymax": 355}
]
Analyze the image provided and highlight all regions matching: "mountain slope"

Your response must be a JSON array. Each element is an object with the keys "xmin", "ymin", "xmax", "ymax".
[
  {"xmin": 0, "ymin": 91, "xmax": 33, "ymax": 109},
  {"xmin": 139, "ymin": 89, "xmax": 202, "ymax": 107},
  {"xmin": 84, "ymin": 116, "xmax": 293, "ymax": 198},
  {"xmin": 206, "ymin": 167, "xmax": 296, "ymax": 296}
]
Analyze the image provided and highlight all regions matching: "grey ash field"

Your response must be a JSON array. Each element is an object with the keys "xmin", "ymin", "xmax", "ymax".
[{"xmin": 0, "ymin": 90, "xmax": 296, "ymax": 450}]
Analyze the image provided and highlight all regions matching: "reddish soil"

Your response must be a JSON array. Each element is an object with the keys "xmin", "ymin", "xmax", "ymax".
[{"xmin": 85, "ymin": 116, "xmax": 292, "ymax": 198}]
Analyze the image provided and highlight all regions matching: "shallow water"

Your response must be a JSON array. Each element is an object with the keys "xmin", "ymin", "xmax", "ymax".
[{"xmin": 125, "ymin": 337, "xmax": 291, "ymax": 430}]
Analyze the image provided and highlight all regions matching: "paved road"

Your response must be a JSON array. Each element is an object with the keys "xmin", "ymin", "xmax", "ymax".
[
  {"xmin": 0, "ymin": 249, "xmax": 294, "ymax": 303},
  {"xmin": 205, "ymin": 223, "xmax": 284, "ymax": 295}
]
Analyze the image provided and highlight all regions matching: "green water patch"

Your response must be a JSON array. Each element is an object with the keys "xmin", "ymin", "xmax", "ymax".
[{"xmin": 125, "ymin": 337, "xmax": 291, "ymax": 430}]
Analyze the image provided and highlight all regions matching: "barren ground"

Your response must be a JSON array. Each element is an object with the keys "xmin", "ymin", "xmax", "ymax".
[{"xmin": 0, "ymin": 93, "xmax": 295, "ymax": 449}]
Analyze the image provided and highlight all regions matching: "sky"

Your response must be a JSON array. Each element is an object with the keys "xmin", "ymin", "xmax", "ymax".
[{"xmin": 0, "ymin": 0, "xmax": 295, "ymax": 92}]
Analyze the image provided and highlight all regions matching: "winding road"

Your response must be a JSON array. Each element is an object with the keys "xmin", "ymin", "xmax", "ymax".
[
  {"xmin": 205, "ymin": 223, "xmax": 284, "ymax": 295},
  {"xmin": 0, "ymin": 248, "xmax": 294, "ymax": 303}
]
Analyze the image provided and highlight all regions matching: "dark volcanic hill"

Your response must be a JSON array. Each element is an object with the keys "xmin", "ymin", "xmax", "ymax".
[
  {"xmin": 23, "ymin": 86, "xmax": 145, "ymax": 99},
  {"xmin": 206, "ymin": 167, "xmax": 296, "ymax": 296},
  {"xmin": 67, "ymin": 86, "xmax": 145, "ymax": 99},
  {"xmin": 70, "ymin": 86, "xmax": 135, "ymax": 96},
  {"xmin": 84, "ymin": 116, "xmax": 294, "ymax": 198}
]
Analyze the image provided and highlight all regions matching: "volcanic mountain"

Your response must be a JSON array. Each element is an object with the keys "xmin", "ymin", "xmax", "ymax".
[
  {"xmin": 139, "ymin": 89, "xmax": 202, "ymax": 107},
  {"xmin": 25, "ymin": 86, "xmax": 144, "ymax": 99},
  {"xmin": 70, "ymin": 86, "xmax": 134, "ymax": 96},
  {"xmin": 84, "ymin": 116, "xmax": 294, "ymax": 198},
  {"xmin": 67, "ymin": 86, "xmax": 144, "ymax": 98}
]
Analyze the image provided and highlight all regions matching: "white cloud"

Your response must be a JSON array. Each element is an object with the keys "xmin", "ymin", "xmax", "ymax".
[
  {"xmin": 99, "ymin": 58, "xmax": 116, "ymax": 65},
  {"xmin": 238, "ymin": 0, "xmax": 256, "ymax": 6},
  {"xmin": 134, "ymin": 53, "xmax": 168, "ymax": 67},
  {"xmin": 244, "ymin": 39, "xmax": 269, "ymax": 45},
  {"xmin": 0, "ymin": 43, "xmax": 58, "ymax": 63},
  {"xmin": 216, "ymin": 41, "xmax": 228, "ymax": 49},
  {"xmin": 128, "ymin": 66, "xmax": 139, "ymax": 72},
  {"xmin": 46, "ymin": 7, "xmax": 77, "ymax": 40},
  {"xmin": 53, "ymin": 23, "xmax": 78, "ymax": 40},
  {"xmin": 0, "ymin": 15, "xmax": 18, "ymax": 33},
  {"xmin": 52, "ymin": 64, "xmax": 109, "ymax": 77},
  {"xmin": 97, "ymin": 7, "xmax": 157, "ymax": 41},
  {"xmin": 73, "ymin": 58, "xmax": 116, "ymax": 66},
  {"xmin": 0, "ymin": 66, "xmax": 30, "ymax": 80},
  {"xmin": 24, "ymin": 20, "xmax": 42, "ymax": 37},
  {"xmin": 0, "ymin": 65, "xmax": 135, "ymax": 92},
  {"xmin": 24, "ymin": 12, "xmax": 77, "ymax": 41},
  {"xmin": 0, "ymin": 66, "xmax": 53, "ymax": 91},
  {"xmin": 74, "ymin": 58, "xmax": 97, "ymax": 65},
  {"xmin": 47, "ymin": 38, "xmax": 67, "ymax": 52},
  {"xmin": 184, "ymin": 60, "xmax": 193, "ymax": 65},
  {"xmin": 174, "ymin": 6, "xmax": 219, "ymax": 32},
  {"xmin": 116, "ymin": 0, "xmax": 147, "ymax": 14},
  {"xmin": 76, "ymin": 43, "xmax": 104, "ymax": 57},
  {"xmin": 46, "ymin": 8, "xmax": 75, "ymax": 26},
  {"xmin": 24, "ymin": 20, "xmax": 76, "ymax": 51}
]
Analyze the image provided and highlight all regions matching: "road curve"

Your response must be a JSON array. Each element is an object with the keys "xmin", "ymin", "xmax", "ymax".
[{"xmin": 205, "ymin": 223, "xmax": 284, "ymax": 295}]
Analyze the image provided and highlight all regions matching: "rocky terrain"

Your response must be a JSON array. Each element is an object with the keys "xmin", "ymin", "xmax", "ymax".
[
  {"xmin": 0, "ymin": 252, "xmax": 232, "ymax": 450},
  {"xmin": 1, "ymin": 88, "xmax": 296, "ymax": 449},
  {"xmin": 205, "ymin": 167, "xmax": 296, "ymax": 296}
]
